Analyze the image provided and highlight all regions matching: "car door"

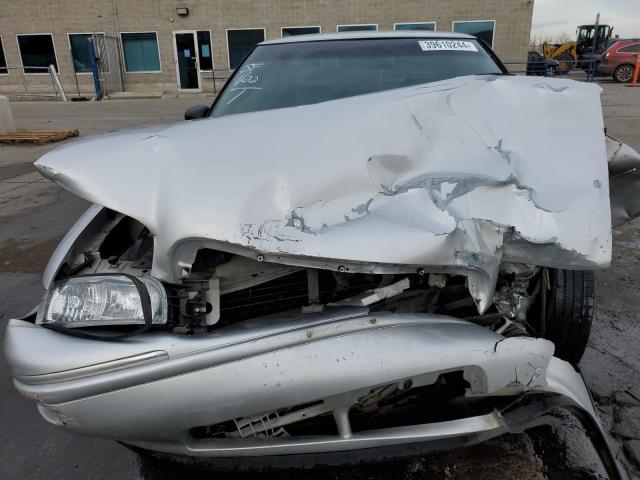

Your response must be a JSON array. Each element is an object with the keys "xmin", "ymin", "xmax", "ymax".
[{"xmin": 527, "ymin": 52, "xmax": 535, "ymax": 75}]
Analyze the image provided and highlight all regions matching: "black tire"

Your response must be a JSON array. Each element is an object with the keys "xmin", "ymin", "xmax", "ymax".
[
  {"xmin": 614, "ymin": 64, "xmax": 635, "ymax": 83},
  {"xmin": 555, "ymin": 53, "xmax": 575, "ymax": 75},
  {"xmin": 543, "ymin": 269, "xmax": 594, "ymax": 365}
]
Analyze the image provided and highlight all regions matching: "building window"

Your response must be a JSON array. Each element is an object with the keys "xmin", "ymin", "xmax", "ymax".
[
  {"xmin": 17, "ymin": 34, "xmax": 58, "ymax": 74},
  {"xmin": 282, "ymin": 26, "xmax": 321, "ymax": 37},
  {"xmin": 452, "ymin": 20, "xmax": 495, "ymax": 48},
  {"xmin": 227, "ymin": 28, "xmax": 265, "ymax": 70},
  {"xmin": 69, "ymin": 33, "xmax": 101, "ymax": 73},
  {"xmin": 121, "ymin": 32, "xmax": 161, "ymax": 72},
  {"xmin": 394, "ymin": 22, "xmax": 436, "ymax": 31},
  {"xmin": 337, "ymin": 24, "xmax": 378, "ymax": 32},
  {"xmin": 0, "ymin": 37, "xmax": 7, "ymax": 74},
  {"xmin": 197, "ymin": 31, "xmax": 213, "ymax": 70}
]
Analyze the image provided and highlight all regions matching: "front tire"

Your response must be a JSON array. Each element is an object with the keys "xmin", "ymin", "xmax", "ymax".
[
  {"xmin": 555, "ymin": 54, "xmax": 575, "ymax": 75},
  {"xmin": 614, "ymin": 64, "xmax": 635, "ymax": 83},
  {"xmin": 540, "ymin": 269, "xmax": 594, "ymax": 365}
]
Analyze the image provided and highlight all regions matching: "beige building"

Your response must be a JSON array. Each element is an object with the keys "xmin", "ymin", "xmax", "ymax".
[{"xmin": 0, "ymin": 0, "xmax": 534, "ymax": 96}]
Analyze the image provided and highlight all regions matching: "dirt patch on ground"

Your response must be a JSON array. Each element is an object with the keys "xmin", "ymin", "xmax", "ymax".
[{"xmin": 0, "ymin": 238, "xmax": 59, "ymax": 274}]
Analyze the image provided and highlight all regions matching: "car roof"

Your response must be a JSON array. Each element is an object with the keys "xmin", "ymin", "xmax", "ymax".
[
  {"xmin": 612, "ymin": 38, "xmax": 640, "ymax": 46},
  {"xmin": 609, "ymin": 39, "xmax": 640, "ymax": 52},
  {"xmin": 261, "ymin": 31, "xmax": 475, "ymax": 45}
]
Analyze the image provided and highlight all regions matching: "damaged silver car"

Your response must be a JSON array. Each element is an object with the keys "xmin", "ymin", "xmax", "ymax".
[{"xmin": 4, "ymin": 32, "xmax": 640, "ymax": 478}]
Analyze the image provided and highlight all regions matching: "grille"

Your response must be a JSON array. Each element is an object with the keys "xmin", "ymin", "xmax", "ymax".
[{"xmin": 219, "ymin": 270, "xmax": 384, "ymax": 324}]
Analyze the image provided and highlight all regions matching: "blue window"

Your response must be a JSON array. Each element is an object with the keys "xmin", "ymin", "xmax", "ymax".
[
  {"xmin": 337, "ymin": 24, "xmax": 378, "ymax": 32},
  {"xmin": 452, "ymin": 21, "xmax": 495, "ymax": 47},
  {"xmin": 69, "ymin": 34, "xmax": 96, "ymax": 73},
  {"xmin": 121, "ymin": 32, "xmax": 161, "ymax": 72},
  {"xmin": 394, "ymin": 23, "xmax": 436, "ymax": 31}
]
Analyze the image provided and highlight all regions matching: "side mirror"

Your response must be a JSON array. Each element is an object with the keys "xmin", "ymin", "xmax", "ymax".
[{"xmin": 184, "ymin": 105, "xmax": 210, "ymax": 120}]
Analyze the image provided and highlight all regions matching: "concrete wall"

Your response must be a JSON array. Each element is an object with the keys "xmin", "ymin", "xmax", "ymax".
[{"xmin": 0, "ymin": 0, "xmax": 534, "ymax": 95}]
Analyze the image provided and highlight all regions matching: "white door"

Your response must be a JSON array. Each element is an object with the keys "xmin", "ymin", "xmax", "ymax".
[{"xmin": 173, "ymin": 31, "xmax": 201, "ymax": 91}]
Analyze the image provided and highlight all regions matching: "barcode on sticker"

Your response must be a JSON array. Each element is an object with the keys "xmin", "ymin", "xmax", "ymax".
[{"xmin": 418, "ymin": 40, "xmax": 478, "ymax": 52}]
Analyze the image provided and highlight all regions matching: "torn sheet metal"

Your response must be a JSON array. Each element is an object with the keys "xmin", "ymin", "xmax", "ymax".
[
  {"xmin": 606, "ymin": 135, "xmax": 640, "ymax": 227},
  {"xmin": 35, "ymin": 75, "xmax": 611, "ymax": 312},
  {"xmin": 6, "ymin": 312, "xmax": 555, "ymax": 432}
]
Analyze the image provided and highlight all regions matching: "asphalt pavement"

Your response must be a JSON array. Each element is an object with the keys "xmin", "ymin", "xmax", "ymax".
[{"xmin": 0, "ymin": 82, "xmax": 639, "ymax": 479}]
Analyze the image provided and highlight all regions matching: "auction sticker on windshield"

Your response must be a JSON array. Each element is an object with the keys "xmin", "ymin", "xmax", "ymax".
[{"xmin": 418, "ymin": 40, "xmax": 478, "ymax": 52}]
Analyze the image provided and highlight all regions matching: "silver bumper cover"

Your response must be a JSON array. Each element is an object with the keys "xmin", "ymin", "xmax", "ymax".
[{"xmin": 3, "ymin": 308, "xmax": 627, "ymax": 478}]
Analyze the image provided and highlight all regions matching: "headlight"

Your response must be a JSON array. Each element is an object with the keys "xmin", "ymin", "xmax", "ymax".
[{"xmin": 36, "ymin": 275, "xmax": 167, "ymax": 328}]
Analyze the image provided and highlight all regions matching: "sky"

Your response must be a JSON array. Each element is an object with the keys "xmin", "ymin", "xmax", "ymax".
[{"xmin": 532, "ymin": 0, "xmax": 640, "ymax": 42}]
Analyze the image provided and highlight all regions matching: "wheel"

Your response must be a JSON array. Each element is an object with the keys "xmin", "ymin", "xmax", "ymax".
[
  {"xmin": 614, "ymin": 64, "xmax": 635, "ymax": 83},
  {"xmin": 529, "ymin": 269, "xmax": 594, "ymax": 365},
  {"xmin": 544, "ymin": 65, "xmax": 557, "ymax": 77},
  {"xmin": 554, "ymin": 54, "xmax": 575, "ymax": 75}
]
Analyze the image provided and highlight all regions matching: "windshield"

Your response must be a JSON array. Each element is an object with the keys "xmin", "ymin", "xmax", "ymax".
[
  {"xmin": 577, "ymin": 27, "xmax": 592, "ymax": 41},
  {"xmin": 211, "ymin": 38, "xmax": 503, "ymax": 117}
]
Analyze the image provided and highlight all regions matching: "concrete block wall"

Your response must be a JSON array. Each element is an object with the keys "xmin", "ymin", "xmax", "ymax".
[{"xmin": 0, "ymin": 0, "xmax": 534, "ymax": 95}]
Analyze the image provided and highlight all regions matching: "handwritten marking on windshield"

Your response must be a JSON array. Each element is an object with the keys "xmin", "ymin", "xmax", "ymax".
[{"xmin": 226, "ymin": 63, "xmax": 264, "ymax": 104}]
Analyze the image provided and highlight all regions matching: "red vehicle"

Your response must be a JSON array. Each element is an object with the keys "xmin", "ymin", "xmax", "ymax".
[{"xmin": 598, "ymin": 38, "xmax": 640, "ymax": 82}]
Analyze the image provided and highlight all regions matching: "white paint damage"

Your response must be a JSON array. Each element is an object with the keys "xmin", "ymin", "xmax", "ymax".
[{"xmin": 35, "ymin": 75, "xmax": 612, "ymax": 312}]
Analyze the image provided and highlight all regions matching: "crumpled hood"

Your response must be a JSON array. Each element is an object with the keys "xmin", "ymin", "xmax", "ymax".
[{"xmin": 35, "ymin": 75, "xmax": 611, "ymax": 311}]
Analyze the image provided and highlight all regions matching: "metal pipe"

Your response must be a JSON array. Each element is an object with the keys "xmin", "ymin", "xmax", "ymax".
[
  {"xmin": 589, "ymin": 13, "xmax": 600, "ymax": 82},
  {"xmin": 88, "ymin": 38, "xmax": 103, "ymax": 100},
  {"xmin": 20, "ymin": 68, "xmax": 27, "ymax": 93},
  {"xmin": 49, "ymin": 65, "xmax": 67, "ymax": 101}
]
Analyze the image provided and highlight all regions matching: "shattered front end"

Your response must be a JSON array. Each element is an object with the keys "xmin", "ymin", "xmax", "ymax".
[
  {"xmin": 5, "ymin": 309, "xmax": 624, "ymax": 477},
  {"xmin": 4, "ymin": 74, "xmax": 638, "ymax": 479}
]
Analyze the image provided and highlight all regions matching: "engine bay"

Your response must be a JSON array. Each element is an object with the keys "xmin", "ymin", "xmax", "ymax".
[{"xmin": 45, "ymin": 211, "xmax": 543, "ymax": 340}]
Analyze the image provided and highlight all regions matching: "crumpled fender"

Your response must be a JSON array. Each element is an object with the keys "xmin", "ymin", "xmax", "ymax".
[{"xmin": 607, "ymin": 135, "xmax": 640, "ymax": 227}]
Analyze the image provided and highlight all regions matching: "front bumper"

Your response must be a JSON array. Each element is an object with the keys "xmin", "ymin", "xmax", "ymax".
[{"xmin": 3, "ymin": 308, "xmax": 627, "ymax": 478}]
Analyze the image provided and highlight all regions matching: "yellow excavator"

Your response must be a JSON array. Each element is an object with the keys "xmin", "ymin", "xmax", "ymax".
[{"xmin": 543, "ymin": 24, "xmax": 614, "ymax": 74}]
